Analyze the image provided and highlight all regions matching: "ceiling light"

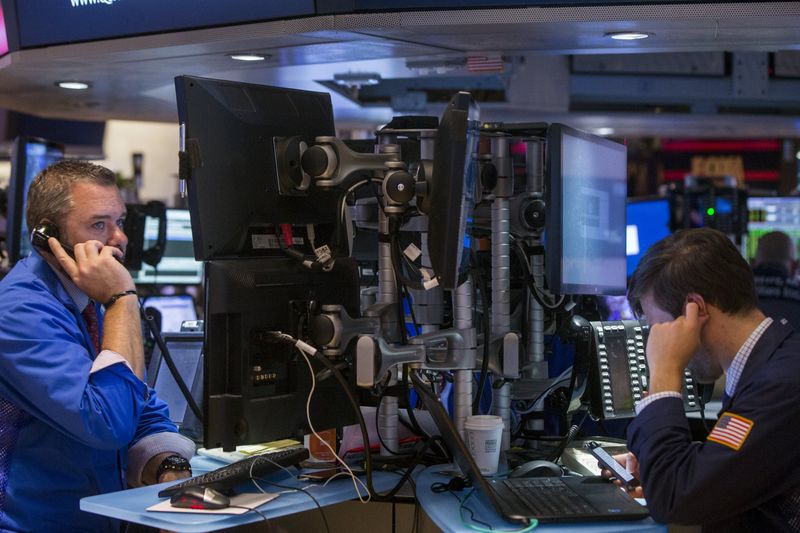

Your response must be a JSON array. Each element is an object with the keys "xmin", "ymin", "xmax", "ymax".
[
  {"xmin": 333, "ymin": 72, "xmax": 382, "ymax": 88},
  {"xmin": 230, "ymin": 54, "xmax": 267, "ymax": 62},
  {"xmin": 56, "ymin": 81, "xmax": 91, "ymax": 90},
  {"xmin": 594, "ymin": 127, "xmax": 615, "ymax": 136},
  {"xmin": 605, "ymin": 31, "xmax": 652, "ymax": 41}
]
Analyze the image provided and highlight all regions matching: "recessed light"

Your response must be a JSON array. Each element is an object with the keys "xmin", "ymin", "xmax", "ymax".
[
  {"xmin": 230, "ymin": 54, "xmax": 267, "ymax": 61},
  {"xmin": 56, "ymin": 81, "xmax": 91, "ymax": 90},
  {"xmin": 595, "ymin": 127, "xmax": 615, "ymax": 136},
  {"xmin": 605, "ymin": 31, "xmax": 652, "ymax": 41}
]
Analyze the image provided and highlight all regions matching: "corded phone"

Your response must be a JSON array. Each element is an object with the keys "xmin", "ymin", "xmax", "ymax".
[
  {"xmin": 30, "ymin": 221, "xmax": 75, "ymax": 258},
  {"xmin": 585, "ymin": 319, "xmax": 700, "ymax": 419}
]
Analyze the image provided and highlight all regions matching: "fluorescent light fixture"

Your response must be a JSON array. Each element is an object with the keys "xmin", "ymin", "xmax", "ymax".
[
  {"xmin": 594, "ymin": 127, "xmax": 615, "ymax": 136},
  {"xmin": 55, "ymin": 81, "xmax": 90, "ymax": 90},
  {"xmin": 230, "ymin": 53, "xmax": 266, "ymax": 61},
  {"xmin": 605, "ymin": 31, "xmax": 652, "ymax": 41}
]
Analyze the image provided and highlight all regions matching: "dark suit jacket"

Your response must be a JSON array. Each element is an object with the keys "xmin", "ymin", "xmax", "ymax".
[{"xmin": 628, "ymin": 319, "xmax": 800, "ymax": 531}]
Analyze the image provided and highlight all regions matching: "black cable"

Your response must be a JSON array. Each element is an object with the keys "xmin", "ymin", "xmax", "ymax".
[
  {"xmin": 255, "ymin": 478, "xmax": 331, "ymax": 533},
  {"xmin": 402, "ymin": 365, "xmax": 428, "ymax": 438},
  {"xmin": 140, "ymin": 306, "xmax": 203, "ymax": 422},
  {"xmin": 470, "ymin": 249, "xmax": 491, "ymax": 415},
  {"xmin": 374, "ymin": 392, "xmax": 403, "ymax": 456},
  {"xmin": 228, "ymin": 504, "xmax": 270, "ymax": 523}
]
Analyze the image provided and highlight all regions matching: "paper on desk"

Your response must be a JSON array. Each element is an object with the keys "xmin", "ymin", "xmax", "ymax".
[
  {"xmin": 198, "ymin": 439, "xmax": 302, "ymax": 463},
  {"xmin": 147, "ymin": 492, "xmax": 279, "ymax": 515}
]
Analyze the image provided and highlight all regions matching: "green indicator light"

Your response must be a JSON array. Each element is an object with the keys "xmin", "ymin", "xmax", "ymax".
[{"xmin": 706, "ymin": 207, "xmax": 715, "ymax": 216}]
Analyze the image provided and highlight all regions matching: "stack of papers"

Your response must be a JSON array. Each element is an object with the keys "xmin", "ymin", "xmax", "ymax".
[{"xmin": 197, "ymin": 439, "xmax": 302, "ymax": 464}]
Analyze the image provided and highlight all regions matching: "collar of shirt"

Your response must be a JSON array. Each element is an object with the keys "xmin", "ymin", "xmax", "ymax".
[
  {"xmin": 48, "ymin": 263, "xmax": 90, "ymax": 311},
  {"xmin": 725, "ymin": 316, "xmax": 773, "ymax": 398}
]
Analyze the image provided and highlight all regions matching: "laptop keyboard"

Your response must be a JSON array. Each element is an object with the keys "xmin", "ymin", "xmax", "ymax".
[{"xmin": 503, "ymin": 477, "xmax": 596, "ymax": 517}]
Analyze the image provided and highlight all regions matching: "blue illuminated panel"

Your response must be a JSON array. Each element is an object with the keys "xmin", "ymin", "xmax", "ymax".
[{"xmin": 16, "ymin": 0, "xmax": 314, "ymax": 48}]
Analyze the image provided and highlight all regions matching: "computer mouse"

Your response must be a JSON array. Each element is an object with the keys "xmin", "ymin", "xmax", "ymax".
[
  {"xmin": 508, "ymin": 460, "xmax": 563, "ymax": 479},
  {"xmin": 169, "ymin": 486, "xmax": 231, "ymax": 510}
]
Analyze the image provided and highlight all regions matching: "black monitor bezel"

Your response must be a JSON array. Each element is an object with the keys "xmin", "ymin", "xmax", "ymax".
[{"xmin": 545, "ymin": 123, "xmax": 628, "ymax": 296}]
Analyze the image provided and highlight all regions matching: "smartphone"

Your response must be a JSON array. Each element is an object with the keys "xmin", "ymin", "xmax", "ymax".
[{"xmin": 585, "ymin": 441, "xmax": 638, "ymax": 487}]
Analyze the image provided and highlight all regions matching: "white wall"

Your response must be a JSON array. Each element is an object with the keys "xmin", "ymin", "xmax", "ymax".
[{"xmin": 97, "ymin": 120, "xmax": 181, "ymax": 206}]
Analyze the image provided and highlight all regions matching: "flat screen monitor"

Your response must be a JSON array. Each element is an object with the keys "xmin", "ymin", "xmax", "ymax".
[
  {"xmin": 204, "ymin": 256, "xmax": 361, "ymax": 450},
  {"xmin": 545, "ymin": 125, "xmax": 627, "ymax": 295},
  {"xmin": 6, "ymin": 137, "xmax": 64, "ymax": 264},
  {"xmin": 141, "ymin": 294, "xmax": 198, "ymax": 333},
  {"xmin": 427, "ymin": 92, "xmax": 480, "ymax": 290},
  {"xmin": 743, "ymin": 196, "xmax": 800, "ymax": 262},
  {"xmin": 626, "ymin": 197, "xmax": 671, "ymax": 277},
  {"xmin": 131, "ymin": 209, "xmax": 204, "ymax": 285},
  {"xmin": 146, "ymin": 332, "xmax": 203, "ymax": 439},
  {"xmin": 175, "ymin": 75, "xmax": 343, "ymax": 261}
]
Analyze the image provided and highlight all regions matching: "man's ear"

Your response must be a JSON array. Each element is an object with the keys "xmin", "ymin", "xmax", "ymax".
[{"xmin": 685, "ymin": 292, "xmax": 710, "ymax": 323}]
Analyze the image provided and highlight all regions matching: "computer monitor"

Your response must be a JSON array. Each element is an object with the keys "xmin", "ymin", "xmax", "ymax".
[
  {"xmin": 175, "ymin": 75, "xmax": 344, "ymax": 261},
  {"xmin": 131, "ymin": 209, "xmax": 204, "ymax": 285},
  {"xmin": 141, "ymin": 294, "xmax": 198, "ymax": 333},
  {"xmin": 545, "ymin": 124, "xmax": 627, "ymax": 295},
  {"xmin": 742, "ymin": 196, "xmax": 800, "ymax": 262},
  {"xmin": 146, "ymin": 332, "xmax": 204, "ymax": 440},
  {"xmin": 626, "ymin": 197, "xmax": 671, "ymax": 277},
  {"xmin": 6, "ymin": 137, "xmax": 64, "ymax": 263},
  {"xmin": 203, "ymin": 256, "xmax": 360, "ymax": 450},
  {"xmin": 426, "ymin": 92, "xmax": 480, "ymax": 290}
]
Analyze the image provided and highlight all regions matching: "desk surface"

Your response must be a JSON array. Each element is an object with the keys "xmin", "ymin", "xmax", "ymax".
[
  {"xmin": 81, "ymin": 456, "xmax": 400, "ymax": 532},
  {"xmin": 416, "ymin": 466, "xmax": 667, "ymax": 533}
]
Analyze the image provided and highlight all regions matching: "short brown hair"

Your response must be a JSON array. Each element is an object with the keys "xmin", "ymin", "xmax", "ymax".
[
  {"xmin": 628, "ymin": 228, "xmax": 757, "ymax": 319},
  {"xmin": 26, "ymin": 160, "xmax": 117, "ymax": 231}
]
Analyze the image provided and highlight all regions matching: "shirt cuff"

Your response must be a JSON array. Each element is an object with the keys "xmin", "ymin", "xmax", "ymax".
[
  {"xmin": 90, "ymin": 349, "xmax": 133, "ymax": 374},
  {"xmin": 635, "ymin": 391, "xmax": 683, "ymax": 415},
  {"xmin": 127, "ymin": 432, "xmax": 196, "ymax": 487}
]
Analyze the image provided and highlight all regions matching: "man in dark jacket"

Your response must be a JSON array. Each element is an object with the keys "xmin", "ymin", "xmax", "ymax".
[{"xmin": 607, "ymin": 228, "xmax": 800, "ymax": 531}]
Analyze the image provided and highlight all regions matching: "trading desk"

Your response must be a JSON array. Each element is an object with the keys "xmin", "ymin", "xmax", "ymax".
[
  {"xmin": 416, "ymin": 466, "xmax": 667, "ymax": 533},
  {"xmin": 80, "ymin": 456, "xmax": 400, "ymax": 532}
]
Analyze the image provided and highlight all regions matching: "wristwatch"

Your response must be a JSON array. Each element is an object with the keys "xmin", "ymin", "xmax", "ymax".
[{"xmin": 156, "ymin": 454, "xmax": 192, "ymax": 480}]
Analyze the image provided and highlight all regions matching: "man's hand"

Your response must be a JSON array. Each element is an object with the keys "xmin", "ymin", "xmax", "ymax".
[
  {"xmin": 646, "ymin": 302, "xmax": 704, "ymax": 394},
  {"xmin": 599, "ymin": 452, "xmax": 644, "ymax": 499},
  {"xmin": 49, "ymin": 237, "xmax": 134, "ymax": 304}
]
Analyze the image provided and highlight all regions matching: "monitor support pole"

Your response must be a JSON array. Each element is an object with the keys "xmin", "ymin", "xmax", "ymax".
[
  {"xmin": 490, "ymin": 135, "xmax": 515, "ymax": 451},
  {"xmin": 523, "ymin": 140, "xmax": 549, "ymax": 438}
]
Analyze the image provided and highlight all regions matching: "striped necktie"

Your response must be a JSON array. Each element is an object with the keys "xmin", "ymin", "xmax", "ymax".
[{"xmin": 82, "ymin": 301, "xmax": 101, "ymax": 355}]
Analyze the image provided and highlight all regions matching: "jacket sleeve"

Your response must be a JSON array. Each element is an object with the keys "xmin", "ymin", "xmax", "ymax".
[
  {"xmin": 0, "ymin": 288, "xmax": 149, "ymax": 449},
  {"xmin": 628, "ymin": 375, "xmax": 800, "ymax": 525}
]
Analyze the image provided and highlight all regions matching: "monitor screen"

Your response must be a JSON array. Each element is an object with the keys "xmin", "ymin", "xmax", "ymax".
[
  {"xmin": 626, "ymin": 197, "xmax": 671, "ymax": 277},
  {"xmin": 146, "ymin": 332, "xmax": 203, "ymax": 437},
  {"xmin": 599, "ymin": 295, "xmax": 635, "ymax": 321},
  {"xmin": 6, "ymin": 138, "xmax": 65, "ymax": 264},
  {"xmin": 131, "ymin": 209, "xmax": 204, "ymax": 285},
  {"xmin": 546, "ymin": 125, "xmax": 627, "ymax": 295},
  {"xmin": 175, "ymin": 75, "xmax": 343, "ymax": 261},
  {"xmin": 743, "ymin": 196, "xmax": 800, "ymax": 262},
  {"xmin": 141, "ymin": 294, "xmax": 198, "ymax": 333}
]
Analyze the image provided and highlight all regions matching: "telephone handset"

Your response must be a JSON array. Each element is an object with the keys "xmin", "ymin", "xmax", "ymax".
[
  {"xmin": 586, "ymin": 319, "xmax": 700, "ymax": 419},
  {"xmin": 30, "ymin": 221, "xmax": 75, "ymax": 259}
]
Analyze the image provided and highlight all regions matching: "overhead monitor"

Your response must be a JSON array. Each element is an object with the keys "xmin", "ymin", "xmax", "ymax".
[
  {"xmin": 131, "ymin": 208, "xmax": 204, "ymax": 285},
  {"xmin": 6, "ymin": 137, "xmax": 64, "ymax": 264},
  {"xmin": 626, "ymin": 197, "xmax": 671, "ymax": 277},
  {"xmin": 175, "ymin": 75, "xmax": 343, "ymax": 261},
  {"xmin": 426, "ymin": 92, "xmax": 480, "ymax": 290},
  {"xmin": 203, "ymin": 257, "xmax": 360, "ymax": 451},
  {"xmin": 743, "ymin": 196, "xmax": 800, "ymax": 262},
  {"xmin": 545, "ymin": 124, "xmax": 627, "ymax": 295}
]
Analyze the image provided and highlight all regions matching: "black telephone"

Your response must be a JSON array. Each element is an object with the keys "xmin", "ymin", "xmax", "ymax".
[
  {"xmin": 585, "ymin": 319, "xmax": 700, "ymax": 419},
  {"xmin": 30, "ymin": 221, "xmax": 75, "ymax": 258}
]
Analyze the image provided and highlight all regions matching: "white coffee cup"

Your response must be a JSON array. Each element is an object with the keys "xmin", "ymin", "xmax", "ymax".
[{"xmin": 464, "ymin": 415, "xmax": 504, "ymax": 475}]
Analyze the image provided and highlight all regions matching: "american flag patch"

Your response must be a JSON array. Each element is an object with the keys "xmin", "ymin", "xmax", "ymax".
[{"xmin": 707, "ymin": 412, "xmax": 754, "ymax": 451}]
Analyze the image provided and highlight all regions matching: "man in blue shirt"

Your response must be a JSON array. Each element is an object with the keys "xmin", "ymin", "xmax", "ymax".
[
  {"xmin": 603, "ymin": 228, "xmax": 800, "ymax": 531},
  {"xmin": 0, "ymin": 160, "xmax": 195, "ymax": 531}
]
